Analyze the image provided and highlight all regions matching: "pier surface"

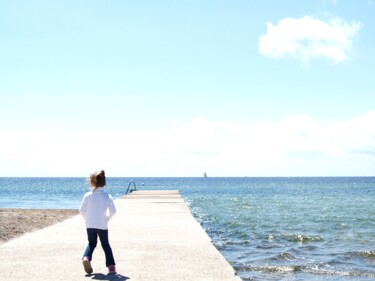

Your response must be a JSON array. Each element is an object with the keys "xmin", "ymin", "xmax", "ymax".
[{"xmin": 0, "ymin": 190, "xmax": 241, "ymax": 281}]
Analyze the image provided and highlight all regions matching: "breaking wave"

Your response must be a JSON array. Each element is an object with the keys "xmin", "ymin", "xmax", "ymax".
[{"xmin": 236, "ymin": 264, "xmax": 375, "ymax": 278}]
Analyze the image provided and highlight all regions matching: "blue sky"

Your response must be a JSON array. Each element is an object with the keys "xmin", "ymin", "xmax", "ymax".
[{"xmin": 1, "ymin": 0, "xmax": 374, "ymax": 177}]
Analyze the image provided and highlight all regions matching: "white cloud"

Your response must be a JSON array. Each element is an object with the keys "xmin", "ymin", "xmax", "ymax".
[
  {"xmin": 1, "ymin": 113, "xmax": 375, "ymax": 177},
  {"xmin": 258, "ymin": 16, "xmax": 361, "ymax": 65},
  {"xmin": 149, "ymin": 113, "xmax": 375, "ymax": 176}
]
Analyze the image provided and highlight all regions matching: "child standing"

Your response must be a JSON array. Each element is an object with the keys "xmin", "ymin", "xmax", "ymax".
[{"xmin": 79, "ymin": 170, "xmax": 117, "ymax": 274}]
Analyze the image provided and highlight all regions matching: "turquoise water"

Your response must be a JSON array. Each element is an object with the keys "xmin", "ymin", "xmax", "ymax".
[{"xmin": 1, "ymin": 177, "xmax": 374, "ymax": 280}]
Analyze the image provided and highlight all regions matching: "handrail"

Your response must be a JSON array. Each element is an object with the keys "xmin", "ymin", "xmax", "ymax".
[{"xmin": 125, "ymin": 181, "xmax": 137, "ymax": 194}]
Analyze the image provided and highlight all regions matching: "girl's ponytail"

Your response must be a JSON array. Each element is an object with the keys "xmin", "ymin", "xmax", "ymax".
[{"xmin": 90, "ymin": 170, "xmax": 106, "ymax": 189}]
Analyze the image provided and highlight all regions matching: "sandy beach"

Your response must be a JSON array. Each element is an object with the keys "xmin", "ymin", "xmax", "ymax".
[{"xmin": 0, "ymin": 208, "xmax": 78, "ymax": 244}]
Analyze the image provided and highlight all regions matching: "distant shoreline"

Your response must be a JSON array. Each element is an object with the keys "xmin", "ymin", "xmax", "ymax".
[{"xmin": 0, "ymin": 208, "xmax": 78, "ymax": 244}]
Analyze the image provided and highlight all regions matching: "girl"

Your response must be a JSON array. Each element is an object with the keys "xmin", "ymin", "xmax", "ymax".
[{"xmin": 79, "ymin": 170, "xmax": 117, "ymax": 274}]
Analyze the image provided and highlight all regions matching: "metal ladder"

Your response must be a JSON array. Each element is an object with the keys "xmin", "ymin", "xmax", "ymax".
[{"xmin": 125, "ymin": 181, "xmax": 137, "ymax": 195}]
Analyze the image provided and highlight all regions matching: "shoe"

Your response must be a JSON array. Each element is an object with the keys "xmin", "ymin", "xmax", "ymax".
[
  {"xmin": 82, "ymin": 257, "xmax": 93, "ymax": 274},
  {"xmin": 108, "ymin": 265, "xmax": 116, "ymax": 274}
]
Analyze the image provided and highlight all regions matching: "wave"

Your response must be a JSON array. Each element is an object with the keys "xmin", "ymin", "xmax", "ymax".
[
  {"xmin": 261, "ymin": 233, "xmax": 323, "ymax": 243},
  {"xmin": 283, "ymin": 233, "xmax": 323, "ymax": 243},
  {"xmin": 354, "ymin": 250, "xmax": 375, "ymax": 259},
  {"xmin": 270, "ymin": 252, "xmax": 297, "ymax": 262},
  {"xmin": 235, "ymin": 264, "xmax": 375, "ymax": 278},
  {"xmin": 222, "ymin": 239, "xmax": 251, "ymax": 246},
  {"xmin": 242, "ymin": 265, "xmax": 302, "ymax": 273}
]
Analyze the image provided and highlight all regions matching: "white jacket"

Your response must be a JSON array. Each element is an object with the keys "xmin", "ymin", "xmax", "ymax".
[{"xmin": 79, "ymin": 187, "xmax": 116, "ymax": 230}]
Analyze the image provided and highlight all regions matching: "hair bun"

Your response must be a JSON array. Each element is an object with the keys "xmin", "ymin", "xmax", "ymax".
[{"xmin": 90, "ymin": 170, "xmax": 106, "ymax": 188}]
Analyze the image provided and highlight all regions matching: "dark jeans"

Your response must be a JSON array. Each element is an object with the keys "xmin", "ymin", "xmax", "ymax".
[{"xmin": 83, "ymin": 228, "xmax": 115, "ymax": 267}]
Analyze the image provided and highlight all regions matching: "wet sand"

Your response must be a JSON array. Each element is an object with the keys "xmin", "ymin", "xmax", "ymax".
[{"xmin": 0, "ymin": 208, "xmax": 78, "ymax": 244}]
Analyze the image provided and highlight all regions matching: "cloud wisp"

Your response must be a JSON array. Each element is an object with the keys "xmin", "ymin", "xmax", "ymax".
[
  {"xmin": 1, "ymin": 113, "xmax": 375, "ymax": 176},
  {"xmin": 258, "ymin": 16, "xmax": 361, "ymax": 65}
]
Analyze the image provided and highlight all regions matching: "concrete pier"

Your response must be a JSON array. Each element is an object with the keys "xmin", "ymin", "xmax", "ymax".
[{"xmin": 0, "ymin": 190, "xmax": 241, "ymax": 281}]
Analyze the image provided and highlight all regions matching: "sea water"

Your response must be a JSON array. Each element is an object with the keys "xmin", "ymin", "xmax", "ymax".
[{"xmin": 0, "ymin": 177, "xmax": 374, "ymax": 281}]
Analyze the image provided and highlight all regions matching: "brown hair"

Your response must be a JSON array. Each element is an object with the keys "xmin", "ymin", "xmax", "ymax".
[{"xmin": 89, "ymin": 170, "xmax": 106, "ymax": 189}]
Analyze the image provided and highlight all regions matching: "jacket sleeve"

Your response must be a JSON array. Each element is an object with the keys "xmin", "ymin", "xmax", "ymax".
[
  {"xmin": 107, "ymin": 195, "xmax": 117, "ymax": 221},
  {"xmin": 79, "ymin": 194, "xmax": 88, "ymax": 219}
]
